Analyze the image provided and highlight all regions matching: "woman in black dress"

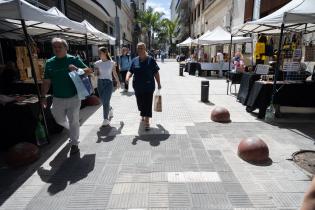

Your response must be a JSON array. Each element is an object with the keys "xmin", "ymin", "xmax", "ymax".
[{"xmin": 126, "ymin": 42, "xmax": 162, "ymax": 130}]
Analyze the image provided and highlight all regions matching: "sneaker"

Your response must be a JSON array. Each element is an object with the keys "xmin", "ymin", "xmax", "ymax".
[
  {"xmin": 102, "ymin": 119, "xmax": 110, "ymax": 126},
  {"xmin": 109, "ymin": 109, "xmax": 113, "ymax": 118},
  {"xmin": 70, "ymin": 145, "xmax": 80, "ymax": 155}
]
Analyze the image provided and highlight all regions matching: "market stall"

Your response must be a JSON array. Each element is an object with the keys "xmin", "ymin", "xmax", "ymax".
[
  {"xmin": 233, "ymin": 0, "xmax": 315, "ymax": 118},
  {"xmin": 190, "ymin": 27, "xmax": 252, "ymax": 93},
  {"xmin": 0, "ymin": 0, "xmax": 109, "ymax": 148}
]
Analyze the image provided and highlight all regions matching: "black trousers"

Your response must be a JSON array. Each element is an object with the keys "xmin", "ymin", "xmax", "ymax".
[
  {"xmin": 120, "ymin": 71, "xmax": 129, "ymax": 90},
  {"xmin": 135, "ymin": 92, "xmax": 154, "ymax": 117}
]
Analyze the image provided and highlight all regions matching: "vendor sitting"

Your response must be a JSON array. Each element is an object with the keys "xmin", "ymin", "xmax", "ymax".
[{"xmin": 233, "ymin": 51, "xmax": 245, "ymax": 72}]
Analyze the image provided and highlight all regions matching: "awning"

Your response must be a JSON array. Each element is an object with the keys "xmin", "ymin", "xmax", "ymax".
[
  {"xmin": 192, "ymin": 30, "xmax": 212, "ymax": 45},
  {"xmin": 234, "ymin": 0, "xmax": 315, "ymax": 35},
  {"xmin": 198, "ymin": 26, "xmax": 251, "ymax": 45},
  {"xmin": 176, "ymin": 37, "xmax": 194, "ymax": 47},
  {"xmin": 0, "ymin": 0, "xmax": 86, "ymax": 39}
]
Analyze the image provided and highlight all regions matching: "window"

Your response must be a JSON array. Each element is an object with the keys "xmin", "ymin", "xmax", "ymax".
[
  {"xmin": 197, "ymin": 4, "xmax": 200, "ymax": 17},
  {"xmin": 110, "ymin": 27, "xmax": 114, "ymax": 35},
  {"xmin": 202, "ymin": 0, "xmax": 205, "ymax": 10}
]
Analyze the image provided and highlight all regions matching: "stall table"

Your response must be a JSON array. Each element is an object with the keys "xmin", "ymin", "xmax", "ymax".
[
  {"xmin": 237, "ymin": 72, "xmax": 261, "ymax": 104},
  {"xmin": 185, "ymin": 62, "xmax": 201, "ymax": 76},
  {"xmin": 246, "ymin": 81, "xmax": 315, "ymax": 118},
  {"xmin": 0, "ymin": 95, "xmax": 61, "ymax": 150},
  {"xmin": 226, "ymin": 71, "xmax": 243, "ymax": 94},
  {"xmin": 200, "ymin": 62, "xmax": 232, "ymax": 77}
]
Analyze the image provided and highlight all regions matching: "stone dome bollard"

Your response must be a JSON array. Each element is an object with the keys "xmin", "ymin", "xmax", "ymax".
[
  {"xmin": 211, "ymin": 106, "xmax": 231, "ymax": 123},
  {"xmin": 6, "ymin": 142, "xmax": 40, "ymax": 167},
  {"xmin": 85, "ymin": 95, "xmax": 101, "ymax": 106},
  {"xmin": 238, "ymin": 137, "xmax": 269, "ymax": 162}
]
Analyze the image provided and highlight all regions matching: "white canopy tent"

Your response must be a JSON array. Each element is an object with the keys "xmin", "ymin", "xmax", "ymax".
[
  {"xmin": 198, "ymin": 26, "xmax": 252, "ymax": 45},
  {"xmin": 0, "ymin": 0, "xmax": 93, "ymax": 140},
  {"xmin": 192, "ymin": 30, "xmax": 212, "ymax": 45},
  {"xmin": 232, "ymin": 0, "xmax": 315, "ymax": 105},
  {"xmin": 234, "ymin": 0, "xmax": 315, "ymax": 35},
  {"xmin": 176, "ymin": 37, "xmax": 195, "ymax": 47},
  {"xmin": 32, "ymin": 7, "xmax": 116, "ymax": 45},
  {"xmin": 81, "ymin": 20, "xmax": 116, "ymax": 45},
  {"xmin": 0, "ymin": 0, "xmax": 86, "ymax": 39}
]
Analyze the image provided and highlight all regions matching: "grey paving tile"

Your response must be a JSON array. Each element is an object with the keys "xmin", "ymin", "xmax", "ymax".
[
  {"xmin": 149, "ymin": 193, "xmax": 169, "ymax": 208},
  {"xmin": 248, "ymin": 194, "xmax": 276, "ymax": 208},
  {"xmin": 168, "ymin": 183, "xmax": 189, "ymax": 194},
  {"xmin": 111, "ymin": 183, "xmax": 150, "ymax": 194},
  {"xmin": 107, "ymin": 193, "xmax": 148, "ymax": 208},
  {"xmin": 168, "ymin": 193, "xmax": 191, "ymax": 208},
  {"xmin": 191, "ymin": 194, "xmax": 232, "ymax": 209},
  {"xmin": 150, "ymin": 182, "xmax": 169, "ymax": 194},
  {"xmin": 227, "ymin": 193, "xmax": 253, "ymax": 208},
  {"xmin": 271, "ymin": 193, "xmax": 304, "ymax": 208}
]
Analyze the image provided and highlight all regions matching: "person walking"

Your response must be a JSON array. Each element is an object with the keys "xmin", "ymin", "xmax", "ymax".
[
  {"xmin": 41, "ymin": 38, "xmax": 92, "ymax": 155},
  {"xmin": 161, "ymin": 50, "xmax": 165, "ymax": 63},
  {"xmin": 125, "ymin": 42, "xmax": 161, "ymax": 130},
  {"xmin": 94, "ymin": 47, "xmax": 120, "ymax": 127},
  {"xmin": 217, "ymin": 50, "xmax": 224, "ymax": 78},
  {"xmin": 118, "ymin": 47, "xmax": 131, "ymax": 92}
]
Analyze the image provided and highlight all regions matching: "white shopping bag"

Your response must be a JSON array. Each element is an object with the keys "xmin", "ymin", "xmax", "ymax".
[{"xmin": 154, "ymin": 90, "xmax": 162, "ymax": 112}]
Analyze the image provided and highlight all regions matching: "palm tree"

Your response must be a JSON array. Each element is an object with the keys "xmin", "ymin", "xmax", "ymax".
[
  {"xmin": 136, "ymin": 7, "xmax": 165, "ymax": 50},
  {"xmin": 158, "ymin": 18, "xmax": 178, "ymax": 55},
  {"xmin": 161, "ymin": 18, "xmax": 178, "ymax": 46}
]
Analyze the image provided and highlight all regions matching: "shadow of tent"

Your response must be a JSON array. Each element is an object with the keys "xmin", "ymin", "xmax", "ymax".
[
  {"xmin": 37, "ymin": 145, "xmax": 95, "ymax": 195},
  {"xmin": 274, "ymin": 122, "xmax": 315, "ymax": 143},
  {"xmin": 97, "ymin": 121, "xmax": 124, "ymax": 143},
  {"xmin": 132, "ymin": 124, "xmax": 170, "ymax": 146}
]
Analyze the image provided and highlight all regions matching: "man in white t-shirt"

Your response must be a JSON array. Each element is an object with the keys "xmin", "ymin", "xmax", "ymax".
[{"xmin": 217, "ymin": 50, "xmax": 224, "ymax": 78}]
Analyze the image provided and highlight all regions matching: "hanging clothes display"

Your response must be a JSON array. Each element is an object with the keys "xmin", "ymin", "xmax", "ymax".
[
  {"xmin": 255, "ymin": 35, "xmax": 267, "ymax": 64},
  {"xmin": 265, "ymin": 37, "xmax": 274, "ymax": 57},
  {"xmin": 282, "ymin": 35, "xmax": 293, "ymax": 58}
]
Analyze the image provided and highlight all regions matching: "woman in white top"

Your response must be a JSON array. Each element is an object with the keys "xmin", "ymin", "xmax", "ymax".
[{"xmin": 94, "ymin": 47, "xmax": 120, "ymax": 126}]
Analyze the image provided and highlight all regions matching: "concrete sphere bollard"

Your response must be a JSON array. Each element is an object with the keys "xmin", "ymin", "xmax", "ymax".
[
  {"xmin": 211, "ymin": 106, "xmax": 231, "ymax": 123},
  {"xmin": 6, "ymin": 142, "xmax": 39, "ymax": 167},
  {"xmin": 238, "ymin": 137, "xmax": 269, "ymax": 162},
  {"xmin": 85, "ymin": 95, "xmax": 101, "ymax": 106}
]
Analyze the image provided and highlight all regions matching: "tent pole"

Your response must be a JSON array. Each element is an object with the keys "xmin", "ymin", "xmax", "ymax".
[
  {"xmin": 227, "ymin": 34, "xmax": 233, "ymax": 95},
  {"xmin": 21, "ymin": 19, "xmax": 50, "ymax": 143},
  {"xmin": 271, "ymin": 23, "xmax": 285, "ymax": 105},
  {"xmin": 85, "ymin": 34, "xmax": 89, "ymax": 63}
]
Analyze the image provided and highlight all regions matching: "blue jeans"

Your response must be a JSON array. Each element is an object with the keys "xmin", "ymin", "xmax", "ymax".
[{"xmin": 97, "ymin": 79, "xmax": 113, "ymax": 120}]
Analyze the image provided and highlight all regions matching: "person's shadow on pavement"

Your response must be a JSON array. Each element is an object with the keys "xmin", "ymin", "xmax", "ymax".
[
  {"xmin": 37, "ymin": 144, "xmax": 95, "ymax": 195},
  {"xmin": 132, "ymin": 124, "xmax": 170, "ymax": 146},
  {"xmin": 96, "ymin": 121, "xmax": 124, "ymax": 143}
]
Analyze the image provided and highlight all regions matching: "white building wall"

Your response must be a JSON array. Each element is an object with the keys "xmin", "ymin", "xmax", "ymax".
[{"xmin": 97, "ymin": 0, "xmax": 134, "ymax": 45}]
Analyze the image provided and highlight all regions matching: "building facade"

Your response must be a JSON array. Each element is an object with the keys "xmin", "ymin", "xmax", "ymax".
[
  {"xmin": 188, "ymin": 0, "xmax": 291, "ymax": 38},
  {"xmin": 170, "ymin": 0, "xmax": 191, "ymax": 44},
  {"xmin": 190, "ymin": 0, "xmax": 245, "ymax": 38}
]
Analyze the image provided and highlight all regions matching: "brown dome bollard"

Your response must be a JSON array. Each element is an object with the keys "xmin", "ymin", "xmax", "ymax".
[
  {"xmin": 211, "ymin": 107, "xmax": 231, "ymax": 123},
  {"xmin": 6, "ymin": 142, "xmax": 40, "ymax": 167},
  {"xmin": 85, "ymin": 95, "xmax": 101, "ymax": 106},
  {"xmin": 238, "ymin": 137, "xmax": 269, "ymax": 162}
]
